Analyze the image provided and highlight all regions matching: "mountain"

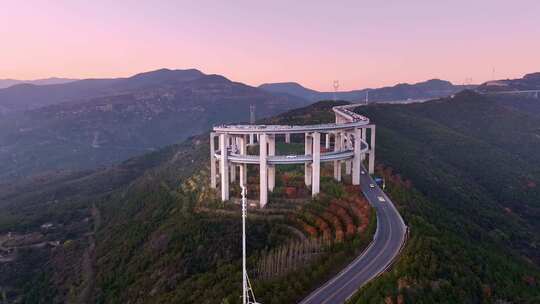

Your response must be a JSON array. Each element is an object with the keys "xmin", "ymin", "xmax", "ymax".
[
  {"xmin": 258, "ymin": 82, "xmax": 321, "ymax": 100},
  {"xmin": 259, "ymin": 79, "xmax": 472, "ymax": 102},
  {"xmin": 350, "ymin": 91, "xmax": 540, "ymax": 302},
  {"xmin": 1, "ymin": 95, "xmax": 540, "ymax": 303},
  {"xmin": 0, "ymin": 69, "xmax": 207, "ymax": 114},
  {"xmin": 0, "ymin": 78, "xmax": 77, "ymax": 90},
  {"xmin": 0, "ymin": 108, "xmax": 376, "ymax": 303},
  {"xmin": 0, "ymin": 69, "xmax": 309, "ymax": 181},
  {"xmin": 476, "ymin": 72, "xmax": 540, "ymax": 92}
]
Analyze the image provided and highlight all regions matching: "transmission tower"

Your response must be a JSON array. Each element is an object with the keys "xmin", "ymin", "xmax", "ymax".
[
  {"xmin": 241, "ymin": 185, "xmax": 260, "ymax": 304},
  {"xmin": 333, "ymin": 80, "xmax": 340, "ymax": 101},
  {"xmin": 463, "ymin": 77, "xmax": 473, "ymax": 88}
]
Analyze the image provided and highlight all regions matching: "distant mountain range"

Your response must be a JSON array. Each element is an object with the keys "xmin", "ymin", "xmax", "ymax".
[
  {"xmin": 0, "ymin": 68, "xmax": 308, "ymax": 180},
  {"xmin": 0, "ymin": 69, "xmax": 211, "ymax": 114},
  {"xmin": 476, "ymin": 72, "xmax": 540, "ymax": 92},
  {"xmin": 0, "ymin": 77, "xmax": 77, "ymax": 89},
  {"xmin": 259, "ymin": 79, "xmax": 474, "ymax": 102},
  {"xmin": 2, "ymin": 69, "xmax": 538, "ymax": 181}
]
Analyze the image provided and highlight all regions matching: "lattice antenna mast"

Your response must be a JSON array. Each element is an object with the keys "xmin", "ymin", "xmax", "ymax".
[
  {"xmin": 365, "ymin": 90, "xmax": 369, "ymax": 105},
  {"xmin": 249, "ymin": 105, "xmax": 256, "ymax": 124},
  {"xmin": 241, "ymin": 185, "xmax": 260, "ymax": 304},
  {"xmin": 333, "ymin": 80, "xmax": 340, "ymax": 101}
]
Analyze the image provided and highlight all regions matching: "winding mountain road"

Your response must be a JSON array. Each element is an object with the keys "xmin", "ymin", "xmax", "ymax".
[
  {"xmin": 300, "ymin": 170, "xmax": 407, "ymax": 304},
  {"xmin": 300, "ymin": 104, "xmax": 407, "ymax": 304}
]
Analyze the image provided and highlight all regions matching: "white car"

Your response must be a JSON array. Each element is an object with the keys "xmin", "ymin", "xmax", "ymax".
[
  {"xmin": 377, "ymin": 196, "xmax": 386, "ymax": 202},
  {"xmin": 285, "ymin": 155, "xmax": 297, "ymax": 159},
  {"xmin": 361, "ymin": 171, "xmax": 366, "ymax": 175},
  {"xmin": 369, "ymin": 183, "xmax": 375, "ymax": 189}
]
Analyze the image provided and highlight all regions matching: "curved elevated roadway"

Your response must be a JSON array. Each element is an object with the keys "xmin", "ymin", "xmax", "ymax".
[
  {"xmin": 211, "ymin": 105, "xmax": 374, "ymax": 206},
  {"xmin": 299, "ymin": 104, "xmax": 407, "ymax": 304},
  {"xmin": 213, "ymin": 108, "xmax": 369, "ymax": 135},
  {"xmin": 214, "ymin": 143, "xmax": 369, "ymax": 165}
]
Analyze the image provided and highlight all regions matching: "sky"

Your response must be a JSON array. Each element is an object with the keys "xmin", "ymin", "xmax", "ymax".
[{"xmin": 1, "ymin": 0, "xmax": 539, "ymax": 91}]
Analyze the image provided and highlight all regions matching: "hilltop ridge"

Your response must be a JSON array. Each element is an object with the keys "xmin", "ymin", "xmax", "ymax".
[
  {"xmin": 477, "ymin": 72, "xmax": 540, "ymax": 92},
  {"xmin": 259, "ymin": 78, "xmax": 468, "ymax": 102},
  {"xmin": 0, "ymin": 68, "xmax": 209, "ymax": 113},
  {"xmin": 0, "ymin": 77, "xmax": 77, "ymax": 89}
]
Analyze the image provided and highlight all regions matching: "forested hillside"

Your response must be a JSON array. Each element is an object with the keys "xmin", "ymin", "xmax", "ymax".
[
  {"xmin": 0, "ymin": 101, "xmax": 375, "ymax": 303},
  {"xmin": 2, "ymin": 94, "xmax": 540, "ymax": 303},
  {"xmin": 350, "ymin": 91, "xmax": 540, "ymax": 303}
]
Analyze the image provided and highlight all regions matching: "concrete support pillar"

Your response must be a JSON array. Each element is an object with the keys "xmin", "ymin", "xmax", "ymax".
[
  {"xmin": 234, "ymin": 136, "xmax": 239, "ymax": 152},
  {"xmin": 230, "ymin": 164, "xmax": 236, "ymax": 183},
  {"xmin": 210, "ymin": 133, "xmax": 217, "ymax": 188},
  {"xmin": 369, "ymin": 126, "xmax": 376, "ymax": 174},
  {"xmin": 345, "ymin": 133, "xmax": 352, "ymax": 175},
  {"xmin": 268, "ymin": 135, "xmax": 275, "ymax": 192},
  {"xmin": 259, "ymin": 134, "xmax": 268, "ymax": 208},
  {"xmin": 229, "ymin": 136, "xmax": 236, "ymax": 182},
  {"xmin": 345, "ymin": 160, "xmax": 352, "ymax": 175},
  {"xmin": 312, "ymin": 132, "xmax": 320, "ymax": 196},
  {"xmin": 219, "ymin": 134, "xmax": 229, "ymax": 201},
  {"xmin": 325, "ymin": 133, "xmax": 330, "ymax": 149},
  {"xmin": 285, "ymin": 133, "xmax": 290, "ymax": 143},
  {"xmin": 361, "ymin": 128, "xmax": 367, "ymax": 161},
  {"xmin": 239, "ymin": 135, "xmax": 247, "ymax": 186},
  {"xmin": 305, "ymin": 133, "xmax": 313, "ymax": 186},
  {"xmin": 249, "ymin": 133, "xmax": 254, "ymax": 145},
  {"xmin": 352, "ymin": 128, "xmax": 362, "ymax": 185},
  {"xmin": 333, "ymin": 132, "xmax": 342, "ymax": 181}
]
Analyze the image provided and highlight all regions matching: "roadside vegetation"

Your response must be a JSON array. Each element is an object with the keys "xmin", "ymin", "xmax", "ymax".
[{"xmin": 350, "ymin": 92, "xmax": 540, "ymax": 303}]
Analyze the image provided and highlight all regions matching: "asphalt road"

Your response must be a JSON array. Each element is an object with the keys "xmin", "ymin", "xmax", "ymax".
[{"xmin": 299, "ymin": 167, "xmax": 407, "ymax": 304}]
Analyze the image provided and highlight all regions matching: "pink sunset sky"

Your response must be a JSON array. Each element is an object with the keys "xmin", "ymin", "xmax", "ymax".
[{"xmin": 1, "ymin": 0, "xmax": 539, "ymax": 91}]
